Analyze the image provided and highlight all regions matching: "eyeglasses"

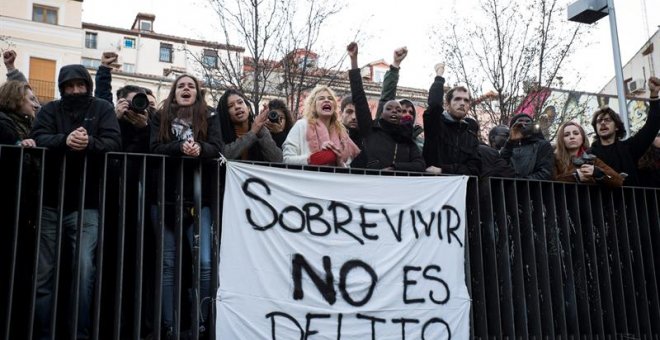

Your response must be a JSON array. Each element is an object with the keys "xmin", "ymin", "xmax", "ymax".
[{"xmin": 597, "ymin": 117, "xmax": 613, "ymax": 124}]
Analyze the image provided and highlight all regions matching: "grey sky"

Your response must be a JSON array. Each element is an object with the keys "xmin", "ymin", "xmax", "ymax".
[{"xmin": 81, "ymin": 0, "xmax": 659, "ymax": 93}]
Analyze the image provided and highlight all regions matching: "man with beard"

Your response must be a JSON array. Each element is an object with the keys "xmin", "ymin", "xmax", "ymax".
[
  {"xmin": 589, "ymin": 77, "xmax": 660, "ymax": 186},
  {"xmin": 340, "ymin": 95, "xmax": 360, "ymax": 146},
  {"xmin": 422, "ymin": 64, "xmax": 481, "ymax": 175},
  {"xmin": 30, "ymin": 64, "xmax": 121, "ymax": 339}
]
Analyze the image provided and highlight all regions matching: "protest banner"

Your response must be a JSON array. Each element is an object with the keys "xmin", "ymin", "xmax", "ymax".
[{"xmin": 216, "ymin": 162, "xmax": 470, "ymax": 339}]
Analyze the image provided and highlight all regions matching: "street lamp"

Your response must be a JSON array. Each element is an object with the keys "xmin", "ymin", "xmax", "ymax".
[{"xmin": 568, "ymin": 0, "xmax": 630, "ymax": 133}]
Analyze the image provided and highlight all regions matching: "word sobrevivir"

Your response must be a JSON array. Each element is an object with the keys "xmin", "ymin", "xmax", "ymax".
[{"xmin": 241, "ymin": 177, "xmax": 463, "ymax": 247}]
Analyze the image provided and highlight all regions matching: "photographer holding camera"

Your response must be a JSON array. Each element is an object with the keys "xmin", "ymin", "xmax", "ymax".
[
  {"xmin": 500, "ymin": 113, "xmax": 554, "ymax": 180},
  {"xmin": 264, "ymin": 99, "xmax": 293, "ymax": 149},
  {"xmin": 554, "ymin": 121, "xmax": 623, "ymax": 186},
  {"xmin": 114, "ymin": 85, "xmax": 151, "ymax": 153}
]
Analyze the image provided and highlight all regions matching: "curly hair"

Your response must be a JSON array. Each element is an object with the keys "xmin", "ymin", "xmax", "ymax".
[
  {"xmin": 0, "ymin": 80, "xmax": 32, "ymax": 114},
  {"xmin": 303, "ymin": 85, "xmax": 348, "ymax": 137},
  {"xmin": 591, "ymin": 106, "xmax": 626, "ymax": 141}
]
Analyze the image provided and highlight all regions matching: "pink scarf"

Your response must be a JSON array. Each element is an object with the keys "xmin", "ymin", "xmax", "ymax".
[{"xmin": 306, "ymin": 120, "xmax": 360, "ymax": 165}]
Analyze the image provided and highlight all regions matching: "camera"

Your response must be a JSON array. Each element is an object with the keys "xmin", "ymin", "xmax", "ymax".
[
  {"xmin": 267, "ymin": 110, "xmax": 281, "ymax": 123},
  {"xmin": 129, "ymin": 93, "xmax": 150, "ymax": 113},
  {"xmin": 572, "ymin": 153, "xmax": 596, "ymax": 167},
  {"xmin": 520, "ymin": 122, "xmax": 540, "ymax": 136}
]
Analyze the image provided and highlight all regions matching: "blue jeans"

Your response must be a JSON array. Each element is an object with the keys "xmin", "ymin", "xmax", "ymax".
[
  {"xmin": 36, "ymin": 208, "xmax": 98, "ymax": 339},
  {"xmin": 151, "ymin": 205, "xmax": 212, "ymax": 329}
]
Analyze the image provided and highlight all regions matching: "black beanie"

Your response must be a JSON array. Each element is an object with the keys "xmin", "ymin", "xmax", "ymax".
[{"xmin": 509, "ymin": 113, "xmax": 532, "ymax": 127}]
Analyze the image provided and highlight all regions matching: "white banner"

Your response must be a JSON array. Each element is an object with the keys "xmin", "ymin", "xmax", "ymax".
[{"xmin": 216, "ymin": 162, "xmax": 470, "ymax": 339}]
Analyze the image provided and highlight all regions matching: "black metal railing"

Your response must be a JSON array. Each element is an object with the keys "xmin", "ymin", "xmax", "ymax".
[{"xmin": 0, "ymin": 145, "xmax": 659, "ymax": 339}]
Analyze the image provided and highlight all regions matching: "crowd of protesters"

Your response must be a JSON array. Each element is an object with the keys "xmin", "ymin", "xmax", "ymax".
[{"xmin": 1, "ymin": 41, "xmax": 660, "ymax": 339}]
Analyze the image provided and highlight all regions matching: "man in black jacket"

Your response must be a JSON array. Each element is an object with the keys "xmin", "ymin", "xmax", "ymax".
[
  {"xmin": 422, "ymin": 64, "xmax": 481, "ymax": 175},
  {"xmin": 589, "ymin": 76, "xmax": 660, "ymax": 186},
  {"xmin": 30, "ymin": 64, "xmax": 121, "ymax": 339}
]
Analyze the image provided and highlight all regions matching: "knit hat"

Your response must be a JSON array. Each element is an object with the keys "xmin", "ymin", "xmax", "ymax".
[{"xmin": 509, "ymin": 113, "xmax": 532, "ymax": 127}]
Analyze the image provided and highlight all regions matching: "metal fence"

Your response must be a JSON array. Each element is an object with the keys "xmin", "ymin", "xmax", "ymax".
[{"xmin": 0, "ymin": 146, "xmax": 659, "ymax": 339}]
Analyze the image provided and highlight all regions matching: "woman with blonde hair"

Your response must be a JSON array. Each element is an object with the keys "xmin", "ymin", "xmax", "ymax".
[
  {"xmin": 554, "ymin": 121, "xmax": 622, "ymax": 187},
  {"xmin": 282, "ymin": 85, "xmax": 360, "ymax": 166}
]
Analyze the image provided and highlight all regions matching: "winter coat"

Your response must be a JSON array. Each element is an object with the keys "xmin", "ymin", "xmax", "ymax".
[
  {"xmin": 94, "ymin": 65, "xmax": 151, "ymax": 153},
  {"xmin": 348, "ymin": 69, "xmax": 425, "ymax": 171},
  {"xmin": 0, "ymin": 110, "xmax": 33, "ymax": 145},
  {"xmin": 1, "ymin": 68, "xmax": 33, "ymax": 144},
  {"xmin": 6, "ymin": 69, "xmax": 27, "ymax": 83},
  {"xmin": 589, "ymin": 99, "xmax": 660, "ymax": 186},
  {"xmin": 422, "ymin": 76, "xmax": 481, "ymax": 175},
  {"xmin": 478, "ymin": 144, "xmax": 515, "ymax": 178},
  {"xmin": 376, "ymin": 65, "xmax": 400, "ymax": 119},
  {"xmin": 30, "ymin": 64, "xmax": 122, "ymax": 211},
  {"xmin": 500, "ymin": 133, "xmax": 554, "ymax": 180},
  {"xmin": 215, "ymin": 104, "xmax": 283, "ymax": 162},
  {"xmin": 150, "ymin": 109, "xmax": 223, "ymax": 204},
  {"xmin": 554, "ymin": 155, "xmax": 624, "ymax": 187}
]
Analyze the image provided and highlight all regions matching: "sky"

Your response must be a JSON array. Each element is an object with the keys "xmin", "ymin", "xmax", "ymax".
[{"xmin": 80, "ymin": 0, "xmax": 659, "ymax": 93}]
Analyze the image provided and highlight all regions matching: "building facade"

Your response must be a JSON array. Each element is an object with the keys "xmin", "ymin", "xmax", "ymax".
[
  {"xmin": 600, "ymin": 28, "xmax": 659, "ymax": 98},
  {"xmin": 1, "ymin": 1, "xmax": 244, "ymax": 104},
  {"xmin": 0, "ymin": 0, "xmax": 84, "ymax": 101}
]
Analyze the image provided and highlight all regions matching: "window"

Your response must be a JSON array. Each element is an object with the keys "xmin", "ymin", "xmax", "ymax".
[
  {"xmin": 124, "ymin": 37, "xmax": 136, "ymax": 49},
  {"xmin": 85, "ymin": 32, "xmax": 97, "ymax": 49},
  {"xmin": 297, "ymin": 57, "xmax": 316, "ymax": 69},
  {"xmin": 32, "ymin": 4, "xmax": 58, "ymax": 25},
  {"xmin": 122, "ymin": 63, "xmax": 136, "ymax": 73},
  {"xmin": 81, "ymin": 58, "xmax": 101, "ymax": 69},
  {"xmin": 373, "ymin": 69, "xmax": 386, "ymax": 83},
  {"xmin": 139, "ymin": 20, "xmax": 152, "ymax": 32},
  {"xmin": 202, "ymin": 49, "xmax": 218, "ymax": 68},
  {"xmin": 159, "ymin": 43, "xmax": 173, "ymax": 63}
]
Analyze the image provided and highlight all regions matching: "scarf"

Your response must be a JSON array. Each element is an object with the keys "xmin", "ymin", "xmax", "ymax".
[
  {"xmin": 306, "ymin": 120, "xmax": 360, "ymax": 165},
  {"xmin": 378, "ymin": 118, "xmax": 414, "ymax": 144}
]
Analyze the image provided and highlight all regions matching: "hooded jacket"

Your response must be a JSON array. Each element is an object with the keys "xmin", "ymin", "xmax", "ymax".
[
  {"xmin": 348, "ymin": 69, "xmax": 425, "ymax": 171},
  {"xmin": 30, "ymin": 64, "xmax": 121, "ymax": 211},
  {"xmin": 422, "ymin": 76, "xmax": 481, "ymax": 175}
]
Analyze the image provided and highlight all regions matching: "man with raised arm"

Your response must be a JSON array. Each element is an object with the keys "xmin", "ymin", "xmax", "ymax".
[
  {"xmin": 589, "ymin": 77, "xmax": 660, "ymax": 186},
  {"xmin": 422, "ymin": 64, "xmax": 480, "ymax": 175}
]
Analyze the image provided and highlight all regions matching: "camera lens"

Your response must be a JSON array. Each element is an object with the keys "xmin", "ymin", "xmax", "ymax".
[
  {"xmin": 267, "ymin": 110, "xmax": 280, "ymax": 123},
  {"xmin": 130, "ymin": 93, "xmax": 150, "ymax": 112}
]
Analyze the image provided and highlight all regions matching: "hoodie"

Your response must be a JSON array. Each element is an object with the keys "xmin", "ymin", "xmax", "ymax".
[{"xmin": 30, "ymin": 64, "xmax": 121, "ymax": 211}]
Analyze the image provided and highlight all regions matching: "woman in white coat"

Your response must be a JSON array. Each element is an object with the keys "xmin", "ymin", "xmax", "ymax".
[{"xmin": 283, "ymin": 85, "xmax": 360, "ymax": 166}]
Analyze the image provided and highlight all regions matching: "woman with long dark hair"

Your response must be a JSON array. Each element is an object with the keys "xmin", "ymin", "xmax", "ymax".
[
  {"xmin": 150, "ymin": 74, "xmax": 222, "ymax": 336},
  {"xmin": 554, "ymin": 121, "xmax": 622, "ymax": 187},
  {"xmin": 216, "ymin": 89, "xmax": 282, "ymax": 161}
]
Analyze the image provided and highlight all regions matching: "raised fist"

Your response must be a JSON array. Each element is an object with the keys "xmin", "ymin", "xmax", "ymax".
[
  {"xmin": 101, "ymin": 52, "xmax": 118, "ymax": 67},
  {"xmin": 434, "ymin": 63, "xmax": 445, "ymax": 77},
  {"xmin": 346, "ymin": 42, "xmax": 358, "ymax": 59},
  {"xmin": 393, "ymin": 47, "xmax": 408, "ymax": 64},
  {"xmin": 649, "ymin": 76, "xmax": 660, "ymax": 97},
  {"xmin": 3, "ymin": 50, "xmax": 17, "ymax": 69}
]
